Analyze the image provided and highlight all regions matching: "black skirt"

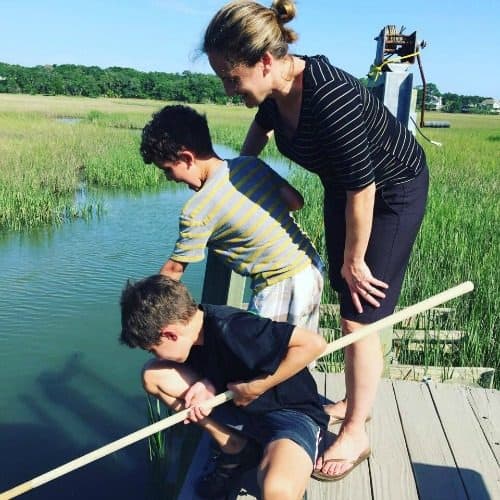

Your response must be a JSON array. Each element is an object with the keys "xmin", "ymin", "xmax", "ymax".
[{"xmin": 324, "ymin": 164, "xmax": 429, "ymax": 323}]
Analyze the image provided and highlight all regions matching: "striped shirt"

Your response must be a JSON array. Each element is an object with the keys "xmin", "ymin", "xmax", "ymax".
[
  {"xmin": 170, "ymin": 157, "xmax": 321, "ymax": 292},
  {"xmin": 255, "ymin": 55, "xmax": 427, "ymax": 196}
]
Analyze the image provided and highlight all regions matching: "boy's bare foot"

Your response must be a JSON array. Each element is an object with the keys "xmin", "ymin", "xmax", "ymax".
[{"xmin": 323, "ymin": 400, "xmax": 347, "ymax": 424}]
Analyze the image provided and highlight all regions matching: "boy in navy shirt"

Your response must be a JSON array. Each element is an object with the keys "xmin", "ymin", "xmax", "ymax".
[{"xmin": 120, "ymin": 275, "xmax": 328, "ymax": 499}]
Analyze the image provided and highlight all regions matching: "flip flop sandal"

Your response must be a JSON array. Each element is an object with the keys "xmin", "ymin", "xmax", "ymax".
[
  {"xmin": 311, "ymin": 448, "xmax": 371, "ymax": 482},
  {"xmin": 328, "ymin": 414, "xmax": 372, "ymax": 427},
  {"xmin": 196, "ymin": 439, "xmax": 262, "ymax": 498}
]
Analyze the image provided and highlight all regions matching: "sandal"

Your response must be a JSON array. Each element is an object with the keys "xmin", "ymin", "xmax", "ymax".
[
  {"xmin": 196, "ymin": 439, "xmax": 262, "ymax": 498},
  {"xmin": 328, "ymin": 413, "xmax": 372, "ymax": 427},
  {"xmin": 312, "ymin": 448, "xmax": 371, "ymax": 482}
]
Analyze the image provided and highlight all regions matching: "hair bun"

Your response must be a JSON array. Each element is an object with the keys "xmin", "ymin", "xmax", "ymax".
[{"xmin": 271, "ymin": 0, "xmax": 296, "ymax": 24}]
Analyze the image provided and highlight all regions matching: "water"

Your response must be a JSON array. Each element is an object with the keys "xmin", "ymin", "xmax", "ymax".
[
  {"xmin": 0, "ymin": 147, "xmax": 290, "ymax": 499},
  {"xmin": 55, "ymin": 117, "xmax": 82, "ymax": 124}
]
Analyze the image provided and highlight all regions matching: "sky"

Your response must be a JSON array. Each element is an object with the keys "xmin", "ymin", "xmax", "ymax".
[{"xmin": 1, "ymin": 0, "xmax": 499, "ymax": 98}]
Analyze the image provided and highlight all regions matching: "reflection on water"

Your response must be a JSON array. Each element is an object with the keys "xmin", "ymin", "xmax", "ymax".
[
  {"xmin": 55, "ymin": 117, "xmax": 82, "ymax": 124},
  {"xmin": 0, "ymin": 145, "xmax": 291, "ymax": 499}
]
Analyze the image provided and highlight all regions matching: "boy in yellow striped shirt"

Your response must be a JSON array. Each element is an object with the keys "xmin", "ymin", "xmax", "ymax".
[{"xmin": 140, "ymin": 105, "xmax": 323, "ymax": 330}]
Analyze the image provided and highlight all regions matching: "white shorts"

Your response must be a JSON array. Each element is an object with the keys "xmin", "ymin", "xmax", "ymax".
[{"xmin": 248, "ymin": 262, "xmax": 324, "ymax": 331}]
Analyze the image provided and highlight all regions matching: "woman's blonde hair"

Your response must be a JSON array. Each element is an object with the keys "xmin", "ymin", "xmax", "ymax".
[{"xmin": 203, "ymin": 0, "xmax": 298, "ymax": 66}]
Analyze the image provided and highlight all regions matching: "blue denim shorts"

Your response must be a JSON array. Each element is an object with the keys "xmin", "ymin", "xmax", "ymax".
[{"xmin": 231, "ymin": 409, "xmax": 322, "ymax": 464}]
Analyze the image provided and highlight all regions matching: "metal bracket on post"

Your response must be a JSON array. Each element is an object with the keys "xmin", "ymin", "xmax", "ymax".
[
  {"xmin": 368, "ymin": 25, "xmax": 424, "ymax": 134},
  {"xmin": 372, "ymin": 71, "xmax": 415, "ymax": 132}
]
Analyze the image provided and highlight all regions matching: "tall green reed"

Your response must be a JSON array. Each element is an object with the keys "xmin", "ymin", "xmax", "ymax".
[{"xmin": 288, "ymin": 119, "xmax": 499, "ymax": 386}]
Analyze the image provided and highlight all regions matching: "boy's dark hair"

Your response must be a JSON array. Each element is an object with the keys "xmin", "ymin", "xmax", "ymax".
[
  {"xmin": 140, "ymin": 105, "xmax": 214, "ymax": 164},
  {"xmin": 120, "ymin": 274, "xmax": 198, "ymax": 349}
]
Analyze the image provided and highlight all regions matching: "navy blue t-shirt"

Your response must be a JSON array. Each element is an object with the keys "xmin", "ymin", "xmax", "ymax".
[{"xmin": 185, "ymin": 304, "xmax": 328, "ymax": 429}]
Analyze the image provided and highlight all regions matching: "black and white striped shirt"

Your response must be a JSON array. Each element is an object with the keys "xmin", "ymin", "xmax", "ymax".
[{"xmin": 255, "ymin": 55, "xmax": 426, "ymax": 196}]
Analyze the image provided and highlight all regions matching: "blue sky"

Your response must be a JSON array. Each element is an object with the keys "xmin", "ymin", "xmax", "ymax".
[{"xmin": 1, "ymin": 0, "xmax": 498, "ymax": 97}]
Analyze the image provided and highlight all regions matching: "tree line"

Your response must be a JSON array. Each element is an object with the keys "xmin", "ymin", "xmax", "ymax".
[
  {"xmin": 415, "ymin": 83, "xmax": 493, "ymax": 114},
  {"xmin": 0, "ymin": 61, "xmax": 492, "ymax": 113},
  {"xmin": 0, "ymin": 62, "xmax": 236, "ymax": 104}
]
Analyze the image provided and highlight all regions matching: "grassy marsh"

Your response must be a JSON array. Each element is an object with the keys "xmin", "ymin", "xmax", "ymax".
[
  {"xmin": 290, "ymin": 113, "xmax": 499, "ymax": 383},
  {"xmin": 1, "ymin": 94, "xmax": 498, "ymax": 385}
]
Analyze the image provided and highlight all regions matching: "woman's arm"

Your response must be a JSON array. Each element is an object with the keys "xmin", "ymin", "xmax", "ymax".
[
  {"xmin": 240, "ymin": 119, "xmax": 273, "ymax": 156},
  {"xmin": 341, "ymin": 183, "xmax": 388, "ymax": 313},
  {"xmin": 243, "ymin": 121, "xmax": 302, "ymax": 210}
]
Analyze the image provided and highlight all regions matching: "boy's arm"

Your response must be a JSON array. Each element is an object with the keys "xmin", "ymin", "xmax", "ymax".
[
  {"xmin": 265, "ymin": 163, "xmax": 304, "ymax": 211},
  {"xmin": 159, "ymin": 259, "xmax": 188, "ymax": 280},
  {"xmin": 228, "ymin": 326, "xmax": 327, "ymax": 406},
  {"xmin": 279, "ymin": 181, "xmax": 304, "ymax": 212}
]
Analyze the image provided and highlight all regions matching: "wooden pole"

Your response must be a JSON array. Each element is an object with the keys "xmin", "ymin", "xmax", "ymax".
[
  {"xmin": 0, "ymin": 281, "xmax": 474, "ymax": 499},
  {"xmin": 321, "ymin": 281, "xmax": 474, "ymax": 356}
]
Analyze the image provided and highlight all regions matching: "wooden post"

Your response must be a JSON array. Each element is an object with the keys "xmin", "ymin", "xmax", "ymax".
[{"xmin": 201, "ymin": 249, "xmax": 246, "ymax": 308}]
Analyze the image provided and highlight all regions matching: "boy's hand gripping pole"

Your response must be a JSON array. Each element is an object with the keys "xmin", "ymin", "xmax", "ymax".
[{"xmin": 0, "ymin": 281, "xmax": 474, "ymax": 499}]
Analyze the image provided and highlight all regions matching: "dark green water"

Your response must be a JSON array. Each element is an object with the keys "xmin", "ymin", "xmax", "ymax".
[{"xmin": 0, "ymin": 147, "xmax": 289, "ymax": 499}]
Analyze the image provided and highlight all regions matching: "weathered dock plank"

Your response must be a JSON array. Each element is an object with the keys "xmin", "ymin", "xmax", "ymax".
[
  {"xmin": 177, "ymin": 375, "xmax": 500, "ymax": 500},
  {"xmin": 389, "ymin": 365, "xmax": 495, "ymax": 387},
  {"xmin": 466, "ymin": 387, "xmax": 500, "ymax": 465},
  {"xmin": 369, "ymin": 379, "xmax": 419, "ymax": 500},
  {"xmin": 428, "ymin": 383, "xmax": 500, "ymax": 500},
  {"xmin": 393, "ymin": 380, "xmax": 468, "ymax": 500}
]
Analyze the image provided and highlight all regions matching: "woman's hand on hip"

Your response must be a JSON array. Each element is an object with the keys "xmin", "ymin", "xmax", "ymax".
[{"xmin": 341, "ymin": 260, "xmax": 388, "ymax": 313}]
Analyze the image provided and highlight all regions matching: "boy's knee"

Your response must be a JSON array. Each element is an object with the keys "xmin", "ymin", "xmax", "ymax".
[
  {"xmin": 141, "ymin": 358, "xmax": 174, "ymax": 395},
  {"xmin": 260, "ymin": 474, "xmax": 297, "ymax": 500},
  {"xmin": 258, "ymin": 440, "xmax": 311, "ymax": 500},
  {"xmin": 142, "ymin": 360, "xmax": 160, "ymax": 395}
]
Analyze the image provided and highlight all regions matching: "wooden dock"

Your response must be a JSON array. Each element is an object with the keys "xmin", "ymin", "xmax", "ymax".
[{"xmin": 178, "ymin": 372, "xmax": 500, "ymax": 500}]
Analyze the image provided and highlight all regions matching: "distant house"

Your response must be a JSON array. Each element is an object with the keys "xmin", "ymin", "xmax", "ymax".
[
  {"xmin": 480, "ymin": 98, "xmax": 500, "ymax": 112},
  {"xmin": 426, "ymin": 95, "xmax": 443, "ymax": 111}
]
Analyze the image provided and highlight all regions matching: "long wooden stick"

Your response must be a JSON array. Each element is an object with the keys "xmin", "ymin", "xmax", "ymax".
[
  {"xmin": 0, "ymin": 281, "xmax": 474, "ymax": 499},
  {"xmin": 322, "ymin": 281, "xmax": 474, "ymax": 356}
]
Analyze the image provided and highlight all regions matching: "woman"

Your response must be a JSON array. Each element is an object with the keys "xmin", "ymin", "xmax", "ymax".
[{"xmin": 202, "ymin": 0, "xmax": 429, "ymax": 480}]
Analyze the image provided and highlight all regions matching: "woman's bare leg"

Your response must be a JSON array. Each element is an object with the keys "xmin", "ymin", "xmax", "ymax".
[{"xmin": 316, "ymin": 318, "xmax": 382, "ymax": 477}]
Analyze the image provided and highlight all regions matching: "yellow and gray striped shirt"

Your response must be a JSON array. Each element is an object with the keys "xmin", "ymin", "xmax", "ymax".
[{"xmin": 171, "ymin": 157, "xmax": 321, "ymax": 292}]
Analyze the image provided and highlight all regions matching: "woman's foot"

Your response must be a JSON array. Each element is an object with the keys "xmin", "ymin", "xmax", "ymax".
[
  {"xmin": 315, "ymin": 426, "xmax": 370, "ymax": 479},
  {"xmin": 323, "ymin": 400, "xmax": 372, "ymax": 426}
]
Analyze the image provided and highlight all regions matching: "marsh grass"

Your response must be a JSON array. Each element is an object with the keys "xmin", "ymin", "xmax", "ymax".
[
  {"xmin": 145, "ymin": 394, "xmax": 207, "ymax": 500},
  {"xmin": 0, "ymin": 98, "xmax": 166, "ymax": 229},
  {"xmin": 289, "ymin": 114, "xmax": 499, "ymax": 385},
  {"xmin": 146, "ymin": 396, "xmax": 170, "ymax": 500},
  {"xmin": 0, "ymin": 96, "xmax": 269, "ymax": 230},
  {"xmin": 1, "ymin": 95, "xmax": 498, "ymax": 386}
]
